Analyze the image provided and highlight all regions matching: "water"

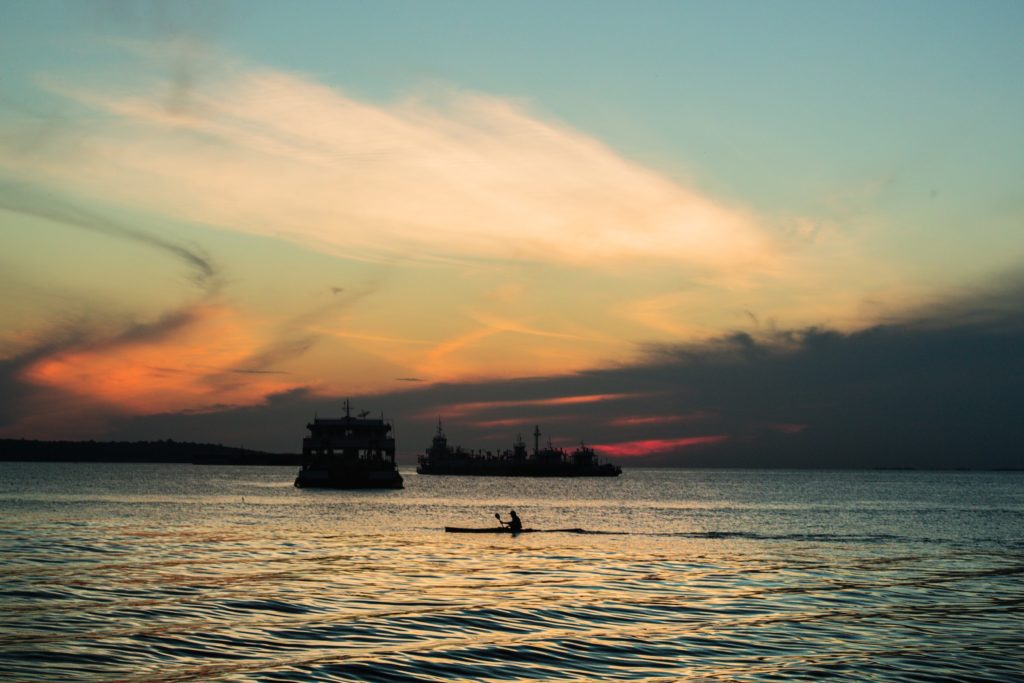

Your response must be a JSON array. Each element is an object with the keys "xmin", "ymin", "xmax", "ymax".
[{"xmin": 1, "ymin": 464, "xmax": 1022, "ymax": 682}]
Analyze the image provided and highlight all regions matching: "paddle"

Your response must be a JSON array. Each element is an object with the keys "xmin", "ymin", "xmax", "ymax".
[{"xmin": 495, "ymin": 512, "xmax": 507, "ymax": 527}]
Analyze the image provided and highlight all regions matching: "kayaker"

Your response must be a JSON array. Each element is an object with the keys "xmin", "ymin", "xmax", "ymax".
[{"xmin": 507, "ymin": 510, "xmax": 522, "ymax": 533}]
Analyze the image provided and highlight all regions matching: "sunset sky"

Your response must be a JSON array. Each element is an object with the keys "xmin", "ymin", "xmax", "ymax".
[{"xmin": 2, "ymin": 1, "xmax": 1023, "ymax": 467}]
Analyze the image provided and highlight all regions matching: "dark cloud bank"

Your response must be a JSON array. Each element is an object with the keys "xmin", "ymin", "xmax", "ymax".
[{"xmin": 4, "ymin": 278, "xmax": 1023, "ymax": 470}]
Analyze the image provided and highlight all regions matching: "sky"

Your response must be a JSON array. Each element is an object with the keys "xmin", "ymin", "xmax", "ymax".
[{"xmin": 1, "ymin": 1, "xmax": 1023, "ymax": 468}]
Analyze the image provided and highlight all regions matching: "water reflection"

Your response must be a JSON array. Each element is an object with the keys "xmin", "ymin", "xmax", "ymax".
[{"xmin": 0, "ymin": 464, "xmax": 1022, "ymax": 681}]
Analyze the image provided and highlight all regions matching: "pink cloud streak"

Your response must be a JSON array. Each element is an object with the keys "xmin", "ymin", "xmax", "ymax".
[
  {"xmin": 770, "ymin": 423, "xmax": 808, "ymax": 434},
  {"xmin": 593, "ymin": 435, "xmax": 728, "ymax": 457},
  {"xmin": 433, "ymin": 392, "xmax": 642, "ymax": 418},
  {"xmin": 610, "ymin": 411, "xmax": 716, "ymax": 426}
]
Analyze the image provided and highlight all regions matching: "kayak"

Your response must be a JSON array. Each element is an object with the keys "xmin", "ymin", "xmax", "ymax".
[
  {"xmin": 445, "ymin": 526, "xmax": 532, "ymax": 533},
  {"xmin": 444, "ymin": 526, "xmax": 586, "ymax": 534}
]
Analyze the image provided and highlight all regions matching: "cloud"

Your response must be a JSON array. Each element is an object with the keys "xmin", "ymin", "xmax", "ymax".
[
  {"xmin": 592, "ymin": 435, "xmax": 729, "ymax": 458},
  {"xmin": 0, "ymin": 184, "xmax": 304, "ymax": 418},
  {"xmin": 0, "ymin": 182, "xmax": 218, "ymax": 292},
  {"xmin": 10, "ymin": 51, "xmax": 774, "ymax": 275},
  {"xmin": 72, "ymin": 276, "xmax": 1024, "ymax": 470},
  {"xmin": 0, "ymin": 307, "xmax": 207, "ymax": 435},
  {"xmin": 429, "ymin": 393, "xmax": 645, "ymax": 419},
  {"xmin": 3, "ymin": 42, "xmax": 901, "ymax": 394},
  {"xmin": 471, "ymin": 415, "xmax": 577, "ymax": 429},
  {"xmin": 17, "ymin": 304, "xmax": 301, "ymax": 414},
  {"xmin": 610, "ymin": 412, "xmax": 714, "ymax": 426},
  {"xmin": 2, "ymin": 41, "xmax": 1020, "ymax": 459},
  {"xmin": 0, "ymin": 172, "xmax": 392, "ymax": 416}
]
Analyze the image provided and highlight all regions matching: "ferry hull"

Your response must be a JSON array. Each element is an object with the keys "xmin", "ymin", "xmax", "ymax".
[{"xmin": 295, "ymin": 465, "xmax": 403, "ymax": 489}]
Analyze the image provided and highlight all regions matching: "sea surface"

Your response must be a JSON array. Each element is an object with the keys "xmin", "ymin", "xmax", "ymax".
[{"xmin": 1, "ymin": 463, "xmax": 1022, "ymax": 682}]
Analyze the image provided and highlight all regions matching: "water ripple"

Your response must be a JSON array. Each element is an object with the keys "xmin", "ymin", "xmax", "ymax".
[{"xmin": 2, "ymin": 465, "xmax": 1023, "ymax": 681}]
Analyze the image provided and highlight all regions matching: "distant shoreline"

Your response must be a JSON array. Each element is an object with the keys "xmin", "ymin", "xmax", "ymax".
[
  {"xmin": 1, "ymin": 440, "xmax": 1021, "ymax": 471},
  {"xmin": 0, "ymin": 439, "xmax": 302, "ymax": 466}
]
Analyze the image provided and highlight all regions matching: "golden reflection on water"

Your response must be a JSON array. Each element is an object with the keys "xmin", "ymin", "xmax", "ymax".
[{"xmin": 0, "ymin": 464, "xmax": 1022, "ymax": 682}]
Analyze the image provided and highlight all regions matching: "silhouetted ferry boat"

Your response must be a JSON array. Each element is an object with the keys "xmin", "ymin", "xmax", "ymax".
[
  {"xmin": 294, "ymin": 402, "xmax": 403, "ymax": 489},
  {"xmin": 417, "ymin": 422, "xmax": 621, "ymax": 477}
]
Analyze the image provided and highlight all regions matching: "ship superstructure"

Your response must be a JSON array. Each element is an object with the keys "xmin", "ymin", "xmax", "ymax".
[
  {"xmin": 294, "ymin": 401, "xmax": 403, "ymax": 489},
  {"xmin": 417, "ymin": 422, "xmax": 621, "ymax": 477}
]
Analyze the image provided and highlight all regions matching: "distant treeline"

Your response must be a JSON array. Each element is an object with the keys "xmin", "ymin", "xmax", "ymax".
[{"xmin": 0, "ymin": 439, "xmax": 303, "ymax": 466}]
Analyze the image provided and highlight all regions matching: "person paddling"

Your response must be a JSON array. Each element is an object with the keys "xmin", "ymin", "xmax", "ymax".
[{"xmin": 496, "ymin": 510, "xmax": 522, "ymax": 533}]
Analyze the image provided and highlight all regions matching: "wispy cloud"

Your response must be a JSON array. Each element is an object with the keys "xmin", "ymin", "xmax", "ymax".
[
  {"xmin": 1, "ymin": 42, "xmax": 885, "ymax": 399},
  {"xmin": 20, "ymin": 305, "xmax": 302, "ymax": 414},
  {"xmin": 592, "ymin": 435, "xmax": 729, "ymax": 458},
  {"xmin": 768, "ymin": 423, "xmax": 807, "ymax": 434},
  {"xmin": 471, "ymin": 415, "xmax": 577, "ymax": 429},
  {"xmin": 610, "ymin": 412, "xmax": 715, "ymax": 426},
  {"xmin": 18, "ymin": 275, "xmax": 1020, "ymax": 470},
  {"xmin": 0, "ymin": 182, "xmax": 218, "ymax": 293},
  {"xmin": 3, "ymin": 40, "xmax": 994, "ymax": 429},
  {"xmin": 432, "ymin": 392, "xmax": 643, "ymax": 418},
  {"xmin": 12, "ymin": 50, "xmax": 774, "ymax": 274}
]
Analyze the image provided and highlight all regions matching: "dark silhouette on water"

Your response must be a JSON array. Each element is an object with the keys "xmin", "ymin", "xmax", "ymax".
[
  {"xmin": 495, "ymin": 510, "xmax": 523, "ymax": 533},
  {"xmin": 294, "ymin": 401, "xmax": 403, "ymax": 489},
  {"xmin": 0, "ymin": 438, "xmax": 300, "ymax": 465},
  {"xmin": 444, "ymin": 525, "xmax": 589, "ymax": 534},
  {"xmin": 418, "ymin": 422, "xmax": 621, "ymax": 477},
  {"xmin": 507, "ymin": 510, "xmax": 523, "ymax": 532},
  {"xmin": 446, "ymin": 512, "xmax": 621, "ymax": 534}
]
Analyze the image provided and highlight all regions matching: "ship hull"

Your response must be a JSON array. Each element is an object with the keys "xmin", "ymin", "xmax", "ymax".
[
  {"xmin": 420, "ymin": 422, "xmax": 621, "ymax": 477},
  {"xmin": 295, "ymin": 465, "xmax": 404, "ymax": 489},
  {"xmin": 417, "ymin": 462, "xmax": 621, "ymax": 477}
]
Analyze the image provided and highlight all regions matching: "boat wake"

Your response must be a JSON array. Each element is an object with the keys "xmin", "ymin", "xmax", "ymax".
[{"xmin": 441, "ymin": 528, "xmax": 989, "ymax": 545}]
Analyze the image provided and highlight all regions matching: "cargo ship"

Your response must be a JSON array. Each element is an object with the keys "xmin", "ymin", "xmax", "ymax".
[
  {"xmin": 294, "ymin": 401, "xmax": 403, "ymax": 489},
  {"xmin": 417, "ymin": 422, "xmax": 621, "ymax": 477}
]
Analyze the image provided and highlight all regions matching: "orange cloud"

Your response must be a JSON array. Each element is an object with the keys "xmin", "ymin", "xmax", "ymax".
[
  {"xmin": 1, "ymin": 45, "xmax": 879, "ymax": 395},
  {"xmin": 434, "ymin": 393, "xmax": 642, "ymax": 418},
  {"xmin": 22, "ymin": 306, "xmax": 301, "ymax": 414},
  {"xmin": 469, "ymin": 418, "xmax": 525, "ymax": 429},
  {"xmin": 471, "ymin": 415, "xmax": 577, "ymax": 429},
  {"xmin": 593, "ymin": 435, "xmax": 728, "ymax": 457}
]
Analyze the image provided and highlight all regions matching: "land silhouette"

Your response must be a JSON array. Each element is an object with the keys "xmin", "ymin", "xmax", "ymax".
[{"xmin": 0, "ymin": 439, "xmax": 300, "ymax": 465}]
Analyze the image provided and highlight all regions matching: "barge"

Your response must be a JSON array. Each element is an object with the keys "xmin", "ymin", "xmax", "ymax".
[{"xmin": 417, "ymin": 422, "xmax": 621, "ymax": 477}]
